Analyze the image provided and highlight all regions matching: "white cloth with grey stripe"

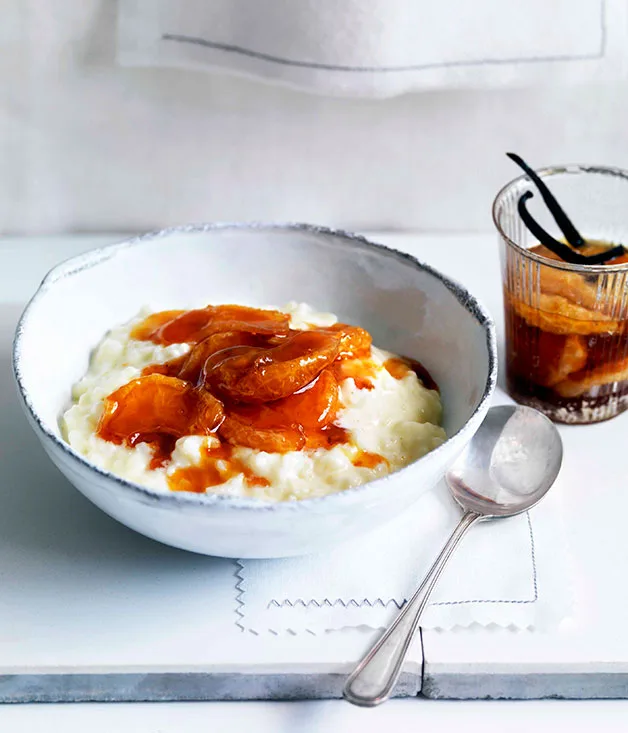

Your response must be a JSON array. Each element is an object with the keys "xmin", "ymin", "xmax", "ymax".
[
  {"xmin": 236, "ymin": 480, "xmax": 572, "ymax": 634},
  {"xmin": 118, "ymin": 0, "xmax": 628, "ymax": 98}
]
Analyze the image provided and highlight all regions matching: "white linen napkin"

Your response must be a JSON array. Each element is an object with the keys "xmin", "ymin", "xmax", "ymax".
[
  {"xmin": 236, "ymin": 480, "xmax": 571, "ymax": 634},
  {"xmin": 118, "ymin": 0, "xmax": 628, "ymax": 98}
]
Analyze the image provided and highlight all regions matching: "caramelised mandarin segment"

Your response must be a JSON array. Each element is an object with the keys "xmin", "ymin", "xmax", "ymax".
[
  {"xmin": 133, "ymin": 304, "xmax": 291, "ymax": 345},
  {"xmin": 158, "ymin": 304, "xmax": 290, "ymax": 344},
  {"xmin": 538, "ymin": 265, "xmax": 604, "ymax": 313},
  {"xmin": 218, "ymin": 370, "xmax": 340, "ymax": 453},
  {"xmin": 325, "ymin": 323, "xmax": 372, "ymax": 359},
  {"xmin": 220, "ymin": 416, "xmax": 305, "ymax": 453},
  {"xmin": 506, "ymin": 314, "xmax": 588, "ymax": 389},
  {"xmin": 141, "ymin": 359, "xmax": 185, "ymax": 378},
  {"xmin": 97, "ymin": 373, "xmax": 224, "ymax": 444},
  {"xmin": 543, "ymin": 334, "xmax": 588, "ymax": 387},
  {"xmin": 155, "ymin": 308, "xmax": 217, "ymax": 345},
  {"xmin": 131, "ymin": 310, "xmax": 186, "ymax": 341},
  {"xmin": 264, "ymin": 368, "xmax": 338, "ymax": 429},
  {"xmin": 141, "ymin": 336, "xmax": 262, "ymax": 383},
  {"xmin": 220, "ymin": 419, "xmax": 348, "ymax": 454},
  {"xmin": 205, "ymin": 329, "xmax": 340, "ymax": 403},
  {"xmin": 506, "ymin": 244, "xmax": 628, "ymax": 340},
  {"xmin": 230, "ymin": 369, "xmax": 339, "ymax": 430},
  {"xmin": 508, "ymin": 292, "xmax": 624, "ymax": 336},
  {"xmin": 554, "ymin": 356, "xmax": 628, "ymax": 398},
  {"xmin": 525, "ymin": 243, "xmax": 628, "ymax": 316},
  {"xmin": 293, "ymin": 369, "xmax": 339, "ymax": 427},
  {"xmin": 176, "ymin": 332, "xmax": 262, "ymax": 384}
]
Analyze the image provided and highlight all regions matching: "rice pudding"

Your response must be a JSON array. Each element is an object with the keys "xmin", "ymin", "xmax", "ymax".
[{"xmin": 62, "ymin": 302, "xmax": 445, "ymax": 501}]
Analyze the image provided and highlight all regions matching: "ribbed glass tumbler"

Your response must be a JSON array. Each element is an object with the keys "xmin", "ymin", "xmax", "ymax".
[{"xmin": 493, "ymin": 165, "xmax": 628, "ymax": 424}]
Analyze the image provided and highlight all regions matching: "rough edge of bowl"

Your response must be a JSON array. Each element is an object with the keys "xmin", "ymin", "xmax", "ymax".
[{"xmin": 12, "ymin": 222, "xmax": 497, "ymax": 512}]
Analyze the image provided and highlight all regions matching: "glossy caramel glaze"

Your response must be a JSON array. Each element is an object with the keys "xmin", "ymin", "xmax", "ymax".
[{"xmin": 97, "ymin": 305, "xmax": 439, "ymax": 492}]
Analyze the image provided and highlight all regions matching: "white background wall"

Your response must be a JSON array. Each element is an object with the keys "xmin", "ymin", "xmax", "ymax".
[{"xmin": 3, "ymin": 0, "xmax": 628, "ymax": 235}]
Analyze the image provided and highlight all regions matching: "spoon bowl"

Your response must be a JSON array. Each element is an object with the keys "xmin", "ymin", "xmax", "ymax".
[
  {"xmin": 344, "ymin": 404, "xmax": 563, "ymax": 707},
  {"xmin": 446, "ymin": 404, "xmax": 563, "ymax": 518}
]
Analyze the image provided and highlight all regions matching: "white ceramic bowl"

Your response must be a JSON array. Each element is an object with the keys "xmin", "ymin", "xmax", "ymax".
[{"xmin": 13, "ymin": 224, "xmax": 496, "ymax": 558}]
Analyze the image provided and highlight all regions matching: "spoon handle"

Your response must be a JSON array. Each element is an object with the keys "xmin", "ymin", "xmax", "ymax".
[{"xmin": 343, "ymin": 509, "xmax": 481, "ymax": 707}]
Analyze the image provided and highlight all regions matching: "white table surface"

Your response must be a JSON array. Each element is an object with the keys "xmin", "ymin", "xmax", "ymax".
[{"xmin": 3, "ymin": 231, "xmax": 628, "ymax": 729}]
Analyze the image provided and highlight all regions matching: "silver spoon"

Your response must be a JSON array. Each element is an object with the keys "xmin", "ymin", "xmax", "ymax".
[{"xmin": 343, "ymin": 404, "xmax": 563, "ymax": 707}]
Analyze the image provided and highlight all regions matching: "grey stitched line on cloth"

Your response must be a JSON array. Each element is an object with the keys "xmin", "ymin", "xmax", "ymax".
[
  {"xmin": 432, "ymin": 511, "xmax": 538, "ymax": 606},
  {"xmin": 235, "ymin": 560, "xmax": 246, "ymax": 631},
  {"xmin": 161, "ymin": 3, "xmax": 606, "ymax": 73},
  {"xmin": 267, "ymin": 598, "xmax": 405, "ymax": 610},
  {"xmin": 265, "ymin": 511, "xmax": 538, "ymax": 611}
]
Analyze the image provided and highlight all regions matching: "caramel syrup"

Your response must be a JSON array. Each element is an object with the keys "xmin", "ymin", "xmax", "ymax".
[
  {"xmin": 352, "ymin": 451, "xmax": 389, "ymax": 469},
  {"xmin": 384, "ymin": 357, "xmax": 440, "ymax": 391},
  {"xmin": 98, "ymin": 305, "xmax": 438, "ymax": 491},
  {"xmin": 505, "ymin": 241, "xmax": 628, "ymax": 421},
  {"xmin": 169, "ymin": 443, "xmax": 271, "ymax": 493}
]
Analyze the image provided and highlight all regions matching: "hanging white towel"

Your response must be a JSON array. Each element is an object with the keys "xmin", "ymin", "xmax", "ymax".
[{"xmin": 118, "ymin": 0, "xmax": 628, "ymax": 98}]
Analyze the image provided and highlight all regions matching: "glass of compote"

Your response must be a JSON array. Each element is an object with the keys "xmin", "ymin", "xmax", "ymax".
[{"xmin": 493, "ymin": 155, "xmax": 628, "ymax": 424}]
